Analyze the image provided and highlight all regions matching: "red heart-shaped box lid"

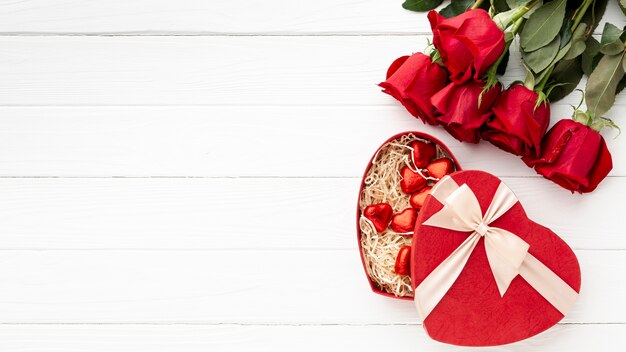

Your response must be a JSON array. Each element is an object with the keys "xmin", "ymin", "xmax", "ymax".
[
  {"xmin": 356, "ymin": 132, "xmax": 461, "ymax": 300},
  {"xmin": 411, "ymin": 170, "xmax": 581, "ymax": 346}
]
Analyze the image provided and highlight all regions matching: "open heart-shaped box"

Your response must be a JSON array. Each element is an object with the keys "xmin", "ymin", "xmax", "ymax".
[
  {"xmin": 356, "ymin": 131, "xmax": 461, "ymax": 300},
  {"xmin": 357, "ymin": 132, "xmax": 581, "ymax": 346}
]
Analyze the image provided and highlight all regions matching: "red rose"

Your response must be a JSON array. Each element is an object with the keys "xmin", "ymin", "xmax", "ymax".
[
  {"xmin": 431, "ymin": 80, "xmax": 501, "ymax": 143},
  {"xmin": 523, "ymin": 119, "xmax": 612, "ymax": 193},
  {"xmin": 379, "ymin": 53, "xmax": 449, "ymax": 125},
  {"xmin": 482, "ymin": 84, "xmax": 550, "ymax": 158},
  {"xmin": 428, "ymin": 9, "xmax": 505, "ymax": 84}
]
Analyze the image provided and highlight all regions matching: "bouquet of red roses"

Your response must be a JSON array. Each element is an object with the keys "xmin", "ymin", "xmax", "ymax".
[{"xmin": 381, "ymin": 0, "xmax": 625, "ymax": 193}]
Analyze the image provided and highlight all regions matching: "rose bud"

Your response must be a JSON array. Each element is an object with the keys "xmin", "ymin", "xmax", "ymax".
[
  {"xmin": 394, "ymin": 246, "xmax": 412, "ymax": 276},
  {"xmin": 431, "ymin": 81, "xmax": 501, "ymax": 143},
  {"xmin": 482, "ymin": 84, "xmax": 550, "ymax": 158},
  {"xmin": 428, "ymin": 9, "xmax": 505, "ymax": 84},
  {"xmin": 523, "ymin": 119, "xmax": 612, "ymax": 193},
  {"xmin": 379, "ymin": 53, "xmax": 449, "ymax": 125}
]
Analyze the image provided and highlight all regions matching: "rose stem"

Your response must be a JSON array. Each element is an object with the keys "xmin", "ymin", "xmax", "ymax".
[
  {"xmin": 508, "ymin": 0, "xmax": 542, "ymax": 25},
  {"xmin": 471, "ymin": 0, "xmax": 485, "ymax": 10},
  {"xmin": 572, "ymin": 0, "xmax": 595, "ymax": 30},
  {"xmin": 536, "ymin": 0, "xmax": 596, "ymax": 92},
  {"xmin": 486, "ymin": 17, "xmax": 524, "ymax": 78}
]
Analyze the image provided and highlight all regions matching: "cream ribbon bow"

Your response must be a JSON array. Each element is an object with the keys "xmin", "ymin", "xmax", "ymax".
[{"xmin": 413, "ymin": 176, "xmax": 579, "ymax": 321}]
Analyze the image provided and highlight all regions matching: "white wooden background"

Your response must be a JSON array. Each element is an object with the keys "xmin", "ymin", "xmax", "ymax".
[{"xmin": 0, "ymin": 1, "xmax": 624, "ymax": 350}]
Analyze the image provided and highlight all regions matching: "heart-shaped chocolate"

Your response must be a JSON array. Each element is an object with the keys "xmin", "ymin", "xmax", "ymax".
[
  {"xmin": 363, "ymin": 203, "xmax": 392, "ymax": 232},
  {"xmin": 394, "ymin": 246, "xmax": 411, "ymax": 275},
  {"xmin": 390, "ymin": 208, "xmax": 417, "ymax": 234},
  {"xmin": 426, "ymin": 157, "xmax": 454, "ymax": 179},
  {"xmin": 409, "ymin": 186, "xmax": 432, "ymax": 209},
  {"xmin": 411, "ymin": 140, "xmax": 437, "ymax": 168},
  {"xmin": 411, "ymin": 170, "xmax": 581, "ymax": 346},
  {"xmin": 400, "ymin": 166, "xmax": 428, "ymax": 194}
]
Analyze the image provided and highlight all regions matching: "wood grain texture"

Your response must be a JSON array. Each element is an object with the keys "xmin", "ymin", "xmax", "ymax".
[
  {"xmin": 0, "ymin": 105, "xmax": 624, "ymax": 177},
  {"xmin": 0, "ymin": 250, "xmax": 623, "ymax": 324},
  {"xmin": 0, "ymin": 324, "xmax": 623, "ymax": 351},
  {"xmin": 0, "ymin": 177, "xmax": 623, "ymax": 250},
  {"xmin": 0, "ymin": 0, "xmax": 621, "ymax": 35},
  {"xmin": 2, "ymin": 36, "xmax": 625, "ymax": 107}
]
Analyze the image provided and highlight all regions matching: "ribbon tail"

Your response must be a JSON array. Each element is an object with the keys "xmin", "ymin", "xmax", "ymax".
[
  {"xmin": 414, "ymin": 233, "xmax": 481, "ymax": 321},
  {"xmin": 483, "ymin": 228, "xmax": 530, "ymax": 297},
  {"xmin": 519, "ymin": 253, "xmax": 579, "ymax": 316}
]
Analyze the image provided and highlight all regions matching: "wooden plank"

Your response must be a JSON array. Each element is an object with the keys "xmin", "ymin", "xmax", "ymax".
[
  {"xmin": 0, "ymin": 249, "xmax": 621, "ymax": 323},
  {"xmin": 0, "ymin": 324, "xmax": 622, "ymax": 351},
  {"xmin": 0, "ymin": 0, "xmax": 621, "ymax": 35},
  {"xmin": 0, "ymin": 105, "xmax": 623, "ymax": 178},
  {"xmin": 0, "ymin": 35, "xmax": 428, "ymax": 106},
  {"xmin": 2, "ymin": 36, "xmax": 625, "ymax": 107},
  {"xmin": 0, "ymin": 177, "xmax": 623, "ymax": 250}
]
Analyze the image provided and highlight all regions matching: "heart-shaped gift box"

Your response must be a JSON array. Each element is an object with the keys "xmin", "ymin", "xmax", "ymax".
[
  {"xmin": 412, "ymin": 170, "xmax": 581, "ymax": 346},
  {"xmin": 356, "ymin": 132, "xmax": 581, "ymax": 346}
]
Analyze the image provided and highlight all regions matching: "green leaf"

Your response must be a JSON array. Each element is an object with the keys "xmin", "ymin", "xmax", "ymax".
[
  {"xmin": 524, "ymin": 34, "xmax": 561, "ymax": 73},
  {"xmin": 547, "ymin": 58, "xmax": 584, "ymax": 102},
  {"xmin": 533, "ymin": 17, "xmax": 575, "ymax": 80},
  {"xmin": 533, "ymin": 62, "xmax": 552, "ymax": 86},
  {"xmin": 600, "ymin": 23, "xmax": 625, "ymax": 55},
  {"xmin": 402, "ymin": 0, "xmax": 443, "ymax": 12},
  {"xmin": 539, "ymin": 38, "xmax": 573, "ymax": 85},
  {"xmin": 586, "ymin": 52, "xmax": 626, "ymax": 118},
  {"xmin": 601, "ymin": 23, "xmax": 624, "ymax": 46},
  {"xmin": 520, "ymin": 0, "xmax": 567, "ymax": 51},
  {"xmin": 581, "ymin": 36, "xmax": 601, "ymax": 75},
  {"xmin": 623, "ymin": 54, "xmax": 626, "ymax": 72},
  {"xmin": 620, "ymin": 0, "xmax": 626, "ymax": 15},
  {"xmin": 564, "ymin": 23, "xmax": 588, "ymax": 60},
  {"xmin": 554, "ymin": 40, "xmax": 572, "ymax": 64},
  {"xmin": 545, "ymin": 18, "xmax": 575, "ymax": 72},
  {"xmin": 558, "ymin": 18, "xmax": 573, "ymax": 50},
  {"xmin": 439, "ymin": 0, "xmax": 474, "ymax": 18},
  {"xmin": 601, "ymin": 42, "xmax": 625, "ymax": 56}
]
